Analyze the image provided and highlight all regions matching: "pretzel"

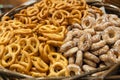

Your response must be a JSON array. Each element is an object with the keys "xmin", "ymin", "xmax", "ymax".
[
  {"xmin": 18, "ymin": 38, "xmax": 28, "ymax": 49},
  {"xmin": 1, "ymin": 16, "xmax": 11, "ymax": 21},
  {"xmin": 60, "ymin": 41, "xmax": 75, "ymax": 52},
  {"xmin": 1, "ymin": 43, "xmax": 20, "ymax": 67},
  {"xmin": 81, "ymin": 16, "xmax": 95, "ymax": 29},
  {"xmin": 81, "ymin": 10, "xmax": 88, "ymax": 18},
  {"xmin": 107, "ymin": 14, "xmax": 120, "ymax": 26},
  {"xmin": 91, "ymin": 33, "xmax": 101, "ymax": 43},
  {"xmin": 107, "ymin": 49, "xmax": 118, "ymax": 63},
  {"xmin": 46, "ymin": 40, "xmax": 63, "ymax": 47},
  {"xmin": 68, "ymin": 56, "xmax": 75, "ymax": 64},
  {"xmin": 83, "ymin": 65, "xmax": 96, "ymax": 72},
  {"xmin": 39, "ymin": 43, "xmax": 52, "ymax": 63},
  {"xmin": 14, "ymin": 29, "xmax": 32, "ymax": 34},
  {"xmin": 114, "ymin": 40, "xmax": 120, "ymax": 51},
  {"xmin": 10, "ymin": 64, "xmax": 28, "ymax": 74},
  {"xmin": 9, "ymin": 35, "xmax": 21, "ymax": 44},
  {"xmin": 48, "ymin": 62, "xmax": 66, "ymax": 77},
  {"xmin": 52, "ymin": 10, "xmax": 66, "ymax": 25},
  {"xmin": 23, "ymin": 37, "xmax": 39, "ymax": 56},
  {"xmin": 99, "ymin": 54, "xmax": 111, "ymax": 66},
  {"xmin": 30, "ymin": 71, "xmax": 46, "ymax": 77},
  {"xmin": 9, "ymin": 20, "xmax": 25, "ymax": 29},
  {"xmin": 84, "ymin": 52, "xmax": 100, "ymax": 63},
  {"xmin": 78, "ymin": 33, "xmax": 92, "ymax": 51},
  {"xmin": 64, "ymin": 47, "xmax": 78, "ymax": 57},
  {"xmin": 22, "ymin": 17, "xmax": 32, "ymax": 24},
  {"xmin": 26, "ymin": 6, "xmax": 39, "ymax": 16},
  {"xmin": 48, "ymin": 52, "xmax": 61, "ymax": 64},
  {"xmin": 37, "ymin": 7, "xmax": 49, "ymax": 19},
  {"xmin": 0, "ymin": 31, "xmax": 14, "ymax": 45},
  {"xmin": 72, "ymin": 29, "xmax": 83, "ymax": 38},
  {"xmin": 84, "ymin": 28, "xmax": 96, "ymax": 36},
  {"xmin": 32, "ymin": 57, "xmax": 49, "ymax": 72},
  {"xmin": 0, "ymin": 45, "xmax": 5, "ymax": 58},
  {"xmin": 17, "ymin": 50, "xmax": 32, "ymax": 72},
  {"xmin": 73, "ymin": 38, "xmax": 80, "ymax": 46},
  {"xmin": 75, "ymin": 50, "xmax": 83, "ymax": 67},
  {"xmin": 83, "ymin": 59, "xmax": 97, "ymax": 68},
  {"xmin": 99, "ymin": 63, "xmax": 106, "ymax": 68},
  {"xmin": 42, "ymin": 26, "xmax": 66, "ymax": 41},
  {"xmin": 94, "ymin": 22, "xmax": 114, "ymax": 31},
  {"xmin": 25, "ymin": 24, "xmax": 37, "ymax": 29},
  {"xmin": 69, "ymin": 18, "xmax": 81, "ymax": 25},
  {"xmin": 71, "ymin": 23, "xmax": 83, "ymax": 30},
  {"xmin": 102, "ymin": 27, "xmax": 120, "ymax": 44},
  {"xmin": 70, "ymin": 9, "xmax": 81, "ymax": 19},
  {"xmin": 90, "ymin": 40, "xmax": 106, "ymax": 50},
  {"xmin": 92, "ymin": 45, "xmax": 109, "ymax": 56},
  {"xmin": 65, "ymin": 64, "xmax": 82, "ymax": 76},
  {"xmin": 38, "ymin": 25, "xmax": 59, "ymax": 33},
  {"xmin": 64, "ymin": 31, "xmax": 73, "ymax": 42}
]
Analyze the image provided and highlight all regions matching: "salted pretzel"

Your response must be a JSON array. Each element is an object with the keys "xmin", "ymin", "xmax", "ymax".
[
  {"xmin": 75, "ymin": 50, "xmax": 83, "ymax": 67},
  {"xmin": 83, "ymin": 65, "xmax": 96, "ymax": 72},
  {"xmin": 83, "ymin": 59, "xmax": 97, "ymax": 68},
  {"xmin": 60, "ymin": 41, "xmax": 75, "ymax": 52},
  {"xmin": 102, "ymin": 26, "xmax": 120, "ymax": 44},
  {"xmin": 114, "ymin": 40, "xmax": 120, "ymax": 53},
  {"xmin": 92, "ymin": 45, "xmax": 109, "ymax": 56},
  {"xmin": 65, "ymin": 64, "xmax": 83, "ymax": 76},
  {"xmin": 68, "ymin": 56, "xmax": 75, "ymax": 64},
  {"xmin": 90, "ymin": 40, "xmax": 106, "ymax": 50},
  {"xmin": 84, "ymin": 52, "xmax": 100, "ymax": 63},
  {"xmin": 78, "ymin": 33, "xmax": 92, "ymax": 51},
  {"xmin": 64, "ymin": 47, "xmax": 78, "ymax": 57},
  {"xmin": 81, "ymin": 16, "xmax": 96, "ymax": 29}
]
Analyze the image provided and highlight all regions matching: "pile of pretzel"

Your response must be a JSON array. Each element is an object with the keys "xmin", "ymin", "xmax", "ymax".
[
  {"xmin": 0, "ymin": 19, "xmax": 69, "ymax": 77},
  {"xmin": 60, "ymin": 6, "xmax": 120, "ymax": 76}
]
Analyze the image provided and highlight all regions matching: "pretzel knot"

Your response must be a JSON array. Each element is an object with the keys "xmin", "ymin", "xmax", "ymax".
[
  {"xmin": 18, "ymin": 50, "xmax": 32, "ymax": 71},
  {"xmin": 48, "ymin": 62, "xmax": 66, "ymax": 77},
  {"xmin": 39, "ymin": 43, "xmax": 51, "ymax": 64},
  {"xmin": 26, "ymin": 6, "xmax": 39, "ymax": 16},
  {"xmin": 32, "ymin": 57, "xmax": 49, "ymax": 72},
  {"xmin": 0, "ymin": 31, "xmax": 14, "ymax": 45},
  {"xmin": 1, "ymin": 43, "xmax": 20, "ymax": 67},
  {"xmin": 19, "ymin": 37, "xmax": 39, "ymax": 56},
  {"xmin": 48, "ymin": 52, "xmax": 68, "ymax": 66}
]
